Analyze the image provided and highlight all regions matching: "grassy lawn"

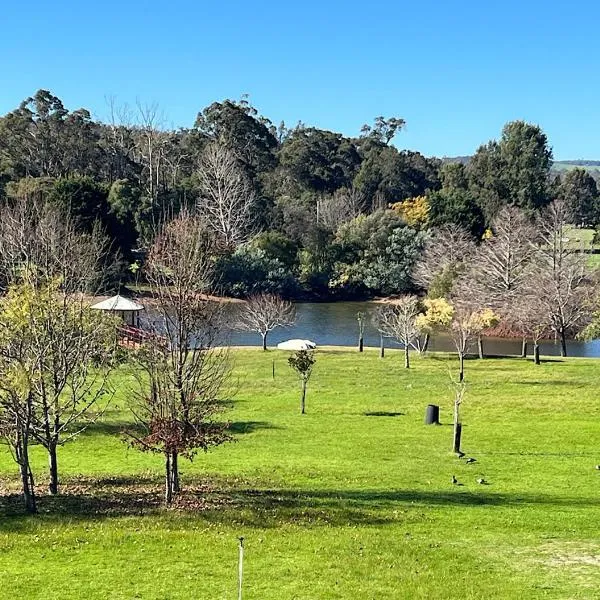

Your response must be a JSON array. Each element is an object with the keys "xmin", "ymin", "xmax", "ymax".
[{"xmin": 2, "ymin": 348, "xmax": 600, "ymax": 599}]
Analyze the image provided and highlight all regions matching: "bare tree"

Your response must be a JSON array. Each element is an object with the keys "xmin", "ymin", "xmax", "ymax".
[
  {"xmin": 413, "ymin": 224, "xmax": 476, "ymax": 297},
  {"xmin": 317, "ymin": 187, "xmax": 365, "ymax": 232},
  {"xmin": 196, "ymin": 142, "xmax": 256, "ymax": 247},
  {"xmin": 465, "ymin": 206, "xmax": 537, "ymax": 311},
  {"xmin": 0, "ymin": 199, "xmax": 116, "ymax": 495},
  {"xmin": 131, "ymin": 212, "xmax": 232, "ymax": 504},
  {"xmin": 454, "ymin": 206, "xmax": 537, "ymax": 358},
  {"xmin": 535, "ymin": 199, "xmax": 596, "ymax": 356},
  {"xmin": 376, "ymin": 297, "xmax": 424, "ymax": 368},
  {"xmin": 236, "ymin": 293, "xmax": 296, "ymax": 350}
]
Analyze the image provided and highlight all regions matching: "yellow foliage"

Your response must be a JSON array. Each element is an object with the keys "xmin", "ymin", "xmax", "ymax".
[
  {"xmin": 417, "ymin": 297, "xmax": 454, "ymax": 332},
  {"xmin": 390, "ymin": 196, "xmax": 430, "ymax": 227}
]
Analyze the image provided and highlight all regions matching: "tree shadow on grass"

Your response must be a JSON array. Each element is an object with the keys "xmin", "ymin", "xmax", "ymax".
[
  {"xmin": 2, "ymin": 477, "xmax": 600, "ymax": 531},
  {"xmin": 363, "ymin": 411, "xmax": 404, "ymax": 417},
  {"xmin": 81, "ymin": 421, "xmax": 278, "ymax": 437}
]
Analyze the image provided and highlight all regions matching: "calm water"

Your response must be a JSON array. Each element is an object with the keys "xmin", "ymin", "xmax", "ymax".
[{"xmin": 228, "ymin": 301, "xmax": 600, "ymax": 357}]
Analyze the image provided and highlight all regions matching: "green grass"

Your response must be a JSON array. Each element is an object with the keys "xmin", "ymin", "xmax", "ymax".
[{"xmin": 2, "ymin": 348, "xmax": 600, "ymax": 599}]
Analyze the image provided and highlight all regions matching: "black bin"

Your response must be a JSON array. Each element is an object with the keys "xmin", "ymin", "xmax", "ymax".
[{"xmin": 425, "ymin": 404, "xmax": 440, "ymax": 425}]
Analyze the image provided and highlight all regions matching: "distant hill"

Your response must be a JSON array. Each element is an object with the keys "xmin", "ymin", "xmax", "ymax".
[{"xmin": 442, "ymin": 157, "xmax": 600, "ymax": 176}]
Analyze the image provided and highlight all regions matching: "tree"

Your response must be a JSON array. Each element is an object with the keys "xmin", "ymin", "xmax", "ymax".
[
  {"xmin": 376, "ymin": 296, "xmax": 424, "ymax": 368},
  {"xmin": 317, "ymin": 187, "xmax": 365, "ymax": 232},
  {"xmin": 196, "ymin": 142, "xmax": 256, "ymax": 247},
  {"xmin": 390, "ymin": 195, "xmax": 430, "ymax": 228},
  {"xmin": 0, "ymin": 199, "xmax": 115, "ymax": 494},
  {"xmin": 357, "ymin": 311, "xmax": 365, "ymax": 352},
  {"xmin": 419, "ymin": 298, "xmax": 498, "ymax": 382},
  {"xmin": 279, "ymin": 127, "xmax": 361, "ymax": 193},
  {"xmin": 468, "ymin": 121, "xmax": 553, "ymax": 223},
  {"xmin": 332, "ymin": 210, "xmax": 424, "ymax": 296},
  {"xmin": 236, "ymin": 293, "xmax": 296, "ymax": 350},
  {"xmin": 535, "ymin": 199, "xmax": 596, "ymax": 356},
  {"xmin": 0, "ymin": 285, "xmax": 38, "ymax": 513},
  {"xmin": 288, "ymin": 350, "xmax": 316, "ymax": 414},
  {"xmin": 131, "ymin": 213, "xmax": 231, "ymax": 504},
  {"xmin": 559, "ymin": 168, "xmax": 600, "ymax": 228},
  {"xmin": 413, "ymin": 224, "xmax": 476, "ymax": 298}
]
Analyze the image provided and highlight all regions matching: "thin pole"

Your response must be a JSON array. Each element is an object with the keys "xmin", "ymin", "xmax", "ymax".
[
  {"xmin": 238, "ymin": 536, "xmax": 244, "ymax": 600},
  {"xmin": 272, "ymin": 360, "xmax": 275, "ymax": 379}
]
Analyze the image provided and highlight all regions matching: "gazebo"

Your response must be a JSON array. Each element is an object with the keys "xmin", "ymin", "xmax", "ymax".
[{"xmin": 90, "ymin": 294, "xmax": 144, "ymax": 327}]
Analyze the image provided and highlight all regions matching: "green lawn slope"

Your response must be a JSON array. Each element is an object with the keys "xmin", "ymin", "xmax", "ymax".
[{"xmin": 1, "ymin": 348, "xmax": 600, "ymax": 599}]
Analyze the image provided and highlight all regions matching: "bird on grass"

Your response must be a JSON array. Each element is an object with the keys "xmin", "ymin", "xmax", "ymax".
[
  {"xmin": 465, "ymin": 457, "xmax": 477, "ymax": 464},
  {"xmin": 477, "ymin": 478, "xmax": 487, "ymax": 485},
  {"xmin": 452, "ymin": 475, "xmax": 459, "ymax": 485},
  {"xmin": 595, "ymin": 465, "xmax": 600, "ymax": 470}
]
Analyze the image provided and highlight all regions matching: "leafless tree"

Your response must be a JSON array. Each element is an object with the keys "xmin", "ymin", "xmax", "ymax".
[
  {"xmin": 0, "ymin": 199, "xmax": 117, "ymax": 495},
  {"xmin": 509, "ymin": 289, "xmax": 552, "ymax": 365},
  {"xmin": 317, "ymin": 187, "xmax": 365, "ymax": 232},
  {"xmin": 196, "ymin": 142, "xmax": 256, "ymax": 247},
  {"xmin": 236, "ymin": 293, "xmax": 296, "ymax": 350},
  {"xmin": 131, "ymin": 212, "xmax": 232, "ymax": 504},
  {"xmin": 453, "ymin": 206, "xmax": 536, "ymax": 357},
  {"xmin": 464, "ymin": 206, "xmax": 537, "ymax": 311},
  {"xmin": 534, "ymin": 199, "xmax": 596, "ymax": 356},
  {"xmin": 413, "ymin": 224, "xmax": 476, "ymax": 297},
  {"xmin": 376, "ymin": 296, "xmax": 424, "ymax": 368}
]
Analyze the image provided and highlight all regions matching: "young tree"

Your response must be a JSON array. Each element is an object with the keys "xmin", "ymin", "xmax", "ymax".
[
  {"xmin": 356, "ymin": 311, "xmax": 365, "ymax": 353},
  {"xmin": 131, "ymin": 213, "xmax": 232, "ymax": 504},
  {"xmin": 376, "ymin": 296, "xmax": 424, "ymax": 368},
  {"xmin": 196, "ymin": 142, "xmax": 256, "ymax": 247},
  {"xmin": 236, "ymin": 293, "xmax": 296, "ymax": 350},
  {"xmin": 419, "ymin": 298, "xmax": 498, "ymax": 382},
  {"xmin": 0, "ymin": 199, "xmax": 116, "ymax": 494},
  {"xmin": 0, "ymin": 286, "xmax": 38, "ymax": 513},
  {"xmin": 288, "ymin": 350, "xmax": 316, "ymax": 414}
]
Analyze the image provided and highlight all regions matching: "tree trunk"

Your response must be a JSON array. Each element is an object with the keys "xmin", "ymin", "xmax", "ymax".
[
  {"xmin": 48, "ymin": 443, "xmax": 59, "ymax": 495},
  {"xmin": 172, "ymin": 451, "xmax": 180, "ymax": 493},
  {"xmin": 521, "ymin": 338, "xmax": 528, "ymax": 358},
  {"xmin": 422, "ymin": 333, "xmax": 430, "ymax": 353},
  {"xmin": 452, "ymin": 399, "xmax": 462, "ymax": 454},
  {"xmin": 17, "ymin": 435, "xmax": 37, "ymax": 514},
  {"xmin": 459, "ymin": 353, "xmax": 465, "ymax": 383},
  {"xmin": 379, "ymin": 334, "xmax": 385, "ymax": 358},
  {"xmin": 533, "ymin": 342, "xmax": 540, "ymax": 365},
  {"xmin": 262, "ymin": 332, "xmax": 267, "ymax": 351},
  {"xmin": 165, "ymin": 453, "xmax": 173, "ymax": 505},
  {"xmin": 404, "ymin": 345, "xmax": 410, "ymax": 369},
  {"xmin": 300, "ymin": 380, "xmax": 307, "ymax": 414},
  {"xmin": 559, "ymin": 329, "xmax": 567, "ymax": 357},
  {"xmin": 477, "ymin": 336, "xmax": 484, "ymax": 360},
  {"xmin": 453, "ymin": 422, "xmax": 462, "ymax": 454},
  {"xmin": 358, "ymin": 335, "xmax": 364, "ymax": 353}
]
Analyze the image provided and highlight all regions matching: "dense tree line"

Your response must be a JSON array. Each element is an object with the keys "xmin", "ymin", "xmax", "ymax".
[{"xmin": 2, "ymin": 90, "xmax": 600, "ymax": 299}]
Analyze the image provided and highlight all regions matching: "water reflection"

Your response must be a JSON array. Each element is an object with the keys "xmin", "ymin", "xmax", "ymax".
[{"xmin": 226, "ymin": 301, "xmax": 600, "ymax": 358}]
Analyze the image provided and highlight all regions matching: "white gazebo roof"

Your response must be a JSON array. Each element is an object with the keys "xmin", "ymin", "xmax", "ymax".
[
  {"xmin": 276, "ymin": 339, "xmax": 316, "ymax": 351},
  {"xmin": 90, "ymin": 294, "xmax": 144, "ymax": 312}
]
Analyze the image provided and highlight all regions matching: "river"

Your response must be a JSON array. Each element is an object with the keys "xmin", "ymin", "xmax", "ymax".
[{"xmin": 227, "ymin": 301, "xmax": 600, "ymax": 357}]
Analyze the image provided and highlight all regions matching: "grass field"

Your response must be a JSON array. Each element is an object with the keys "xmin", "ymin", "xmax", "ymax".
[{"xmin": 2, "ymin": 348, "xmax": 600, "ymax": 599}]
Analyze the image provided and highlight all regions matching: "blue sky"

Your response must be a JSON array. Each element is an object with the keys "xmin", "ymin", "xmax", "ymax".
[{"xmin": 2, "ymin": 0, "xmax": 599, "ymax": 159}]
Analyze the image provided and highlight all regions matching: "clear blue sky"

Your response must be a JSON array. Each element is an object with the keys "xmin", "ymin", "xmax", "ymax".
[{"xmin": 2, "ymin": 0, "xmax": 599, "ymax": 160}]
